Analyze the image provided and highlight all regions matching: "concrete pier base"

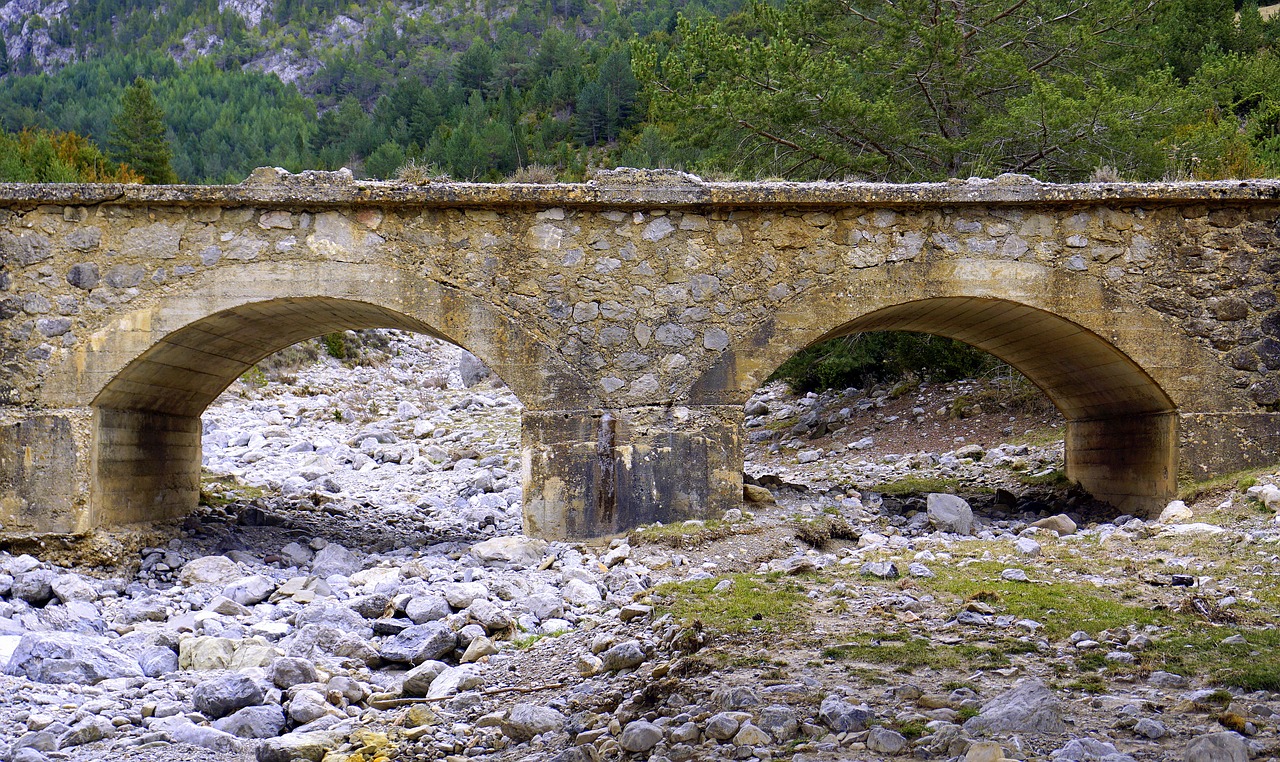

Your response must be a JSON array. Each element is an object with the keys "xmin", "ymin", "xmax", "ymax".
[{"xmin": 521, "ymin": 405, "xmax": 743, "ymax": 540}]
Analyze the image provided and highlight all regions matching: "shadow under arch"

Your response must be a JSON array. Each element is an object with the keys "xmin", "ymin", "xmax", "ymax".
[
  {"xmin": 86, "ymin": 294, "xmax": 585, "ymax": 526},
  {"xmin": 694, "ymin": 284, "xmax": 1198, "ymax": 513}
]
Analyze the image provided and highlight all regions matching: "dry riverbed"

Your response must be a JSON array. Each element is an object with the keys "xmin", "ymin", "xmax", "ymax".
[{"xmin": 0, "ymin": 331, "xmax": 1277, "ymax": 762}]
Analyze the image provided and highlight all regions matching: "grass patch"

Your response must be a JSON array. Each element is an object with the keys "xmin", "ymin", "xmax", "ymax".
[
  {"xmin": 915, "ymin": 560, "xmax": 1280, "ymax": 689},
  {"xmin": 1068, "ymin": 674, "xmax": 1108, "ymax": 694},
  {"xmin": 1007, "ymin": 425, "xmax": 1065, "ymax": 447},
  {"xmin": 630, "ymin": 519, "xmax": 740, "ymax": 549},
  {"xmin": 509, "ymin": 631, "xmax": 566, "ymax": 649},
  {"xmin": 821, "ymin": 632, "xmax": 1018, "ymax": 673},
  {"xmin": 1177, "ymin": 464, "xmax": 1278, "ymax": 503},
  {"xmin": 199, "ymin": 473, "xmax": 266, "ymax": 507},
  {"xmin": 654, "ymin": 573, "xmax": 809, "ymax": 636},
  {"xmin": 793, "ymin": 514, "xmax": 860, "ymax": 547},
  {"xmin": 876, "ymin": 475, "xmax": 967, "ymax": 496}
]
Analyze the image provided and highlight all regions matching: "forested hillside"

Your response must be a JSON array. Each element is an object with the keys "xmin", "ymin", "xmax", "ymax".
[
  {"xmin": 1, "ymin": 0, "xmax": 1280, "ymax": 184},
  {"xmin": 0, "ymin": 0, "xmax": 737, "ymax": 182}
]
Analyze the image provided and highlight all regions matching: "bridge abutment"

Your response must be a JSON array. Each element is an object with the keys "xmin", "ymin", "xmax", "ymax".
[
  {"xmin": 521, "ymin": 405, "xmax": 743, "ymax": 539},
  {"xmin": 1179, "ymin": 412, "xmax": 1280, "ymax": 482},
  {"xmin": 0, "ymin": 408, "xmax": 92, "ymax": 534}
]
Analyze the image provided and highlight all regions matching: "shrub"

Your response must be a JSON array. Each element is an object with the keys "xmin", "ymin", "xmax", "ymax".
[{"xmin": 769, "ymin": 331, "xmax": 999, "ymax": 393}]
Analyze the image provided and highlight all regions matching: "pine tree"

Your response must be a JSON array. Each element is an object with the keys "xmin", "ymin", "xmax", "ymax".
[
  {"xmin": 109, "ymin": 77, "xmax": 178, "ymax": 183},
  {"xmin": 0, "ymin": 35, "xmax": 10, "ymax": 78}
]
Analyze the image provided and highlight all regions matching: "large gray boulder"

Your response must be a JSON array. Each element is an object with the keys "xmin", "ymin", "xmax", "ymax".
[
  {"xmin": 379, "ymin": 621, "xmax": 457, "ymax": 664},
  {"xmin": 1184, "ymin": 731, "xmax": 1249, "ymax": 762},
  {"xmin": 11, "ymin": 570, "xmax": 56, "ymax": 605},
  {"xmin": 310, "ymin": 543, "xmax": 362, "ymax": 578},
  {"xmin": 193, "ymin": 673, "xmax": 266, "ymax": 719},
  {"xmin": 964, "ymin": 678, "xmax": 1066, "ymax": 735},
  {"xmin": 1052, "ymin": 738, "xmax": 1136, "ymax": 761},
  {"xmin": 927, "ymin": 493, "xmax": 974, "ymax": 535},
  {"xmin": 818, "ymin": 696, "xmax": 874, "ymax": 733},
  {"xmin": 268, "ymin": 656, "xmax": 319, "ymax": 689},
  {"xmin": 213, "ymin": 705, "xmax": 287, "ymax": 739},
  {"xmin": 4, "ymin": 632, "xmax": 142, "ymax": 684},
  {"xmin": 458, "ymin": 351, "xmax": 491, "ymax": 388},
  {"xmin": 501, "ymin": 703, "xmax": 566, "ymax": 741},
  {"xmin": 470, "ymin": 536, "xmax": 548, "ymax": 568},
  {"xmin": 400, "ymin": 660, "xmax": 451, "ymax": 697},
  {"xmin": 179, "ymin": 556, "xmax": 243, "ymax": 586},
  {"xmin": 223, "ymin": 575, "xmax": 275, "ymax": 606},
  {"xmin": 256, "ymin": 729, "xmax": 346, "ymax": 762},
  {"xmin": 151, "ymin": 715, "xmax": 245, "ymax": 752},
  {"xmin": 294, "ymin": 601, "xmax": 373, "ymax": 639}
]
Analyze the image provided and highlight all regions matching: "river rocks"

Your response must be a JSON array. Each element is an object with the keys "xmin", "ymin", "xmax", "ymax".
[
  {"xmin": 256, "ymin": 729, "xmax": 346, "ymax": 762},
  {"xmin": 4, "ymin": 632, "xmax": 141, "ymax": 684},
  {"xmin": 224, "ymin": 574, "xmax": 276, "ymax": 605},
  {"xmin": 501, "ymin": 702, "xmax": 565, "ymax": 741},
  {"xmin": 599, "ymin": 640, "xmax": 646, "ymax": 671},
  {"xmin": 1158, "ymin": 500, "xmax": 1194, "ymax": 523},
  {"xmin": 965, "ymin": 678, "xmax": 1066, "ymax": 735},
  {"xmin": 867, "ymin": 726, "xmax": 908, "ymax": 754},
  {"xmin": 620, "ymin": 720, "xmax": 664, "ymax": 752},
  {"xmin": 1051, "ymin": 738, "xmax": 1135, "ymax": 761},
  {"xmin": 818, "ymin": 696, "xmax": 874, "ymax": 733},
  {"xmin": 180, "ymin": 556, "xmax": 243, "ymax": 586},
  {"xmin": 194, "ymin": 673, "xmax": 266, "ymax": 718},
  {"xmin": 1029, "ymin": 514, "xmax": 1077, "ymax": 536},
  {"xmin": 1183, "ymin": 731, "xmax": 1249, "ymax": 762},
  {"xmin": 401, "ymin": 660, "xmax": 451, "ymax": 697},
  {"xmin": 287, "ymin": 689, "xmax": 333, "ymax": 724},
  {"xmin": 310, "ymin": 542, "xmax": 362, "ymax": 577},
  {"xmin": 153, "ymin": 715, "xmax": 245, "ymax": 752},
  {"xmin": 11, "ymin": 570, "xmax": 55, "ymax": 605},
  {"xmin": 406, "ymin": 594, "xmax": 451, "ymax": 623},
  {"xmin": 426, "ymin": 665, "xmax": 482, "ymax": 698},
  {"xmin": 0, "ymin": 330, "xmax": 1272, "ymax": 762},
  {"xmin": 928, "ymin": 493, "xmax": 974, "ymax": 534},
  {"xmin": 379, "ymin": 621, "xmax": 457, "ymax": 664},
  {"xmin": 706, "ymin": 712, "xmax": 742, "ymax": 740},
  {"xmin": 561, "ymin": 578, "xmax": 602, "ymax": 605},
  {"xmin": 295, "ymin": 601, "xmax": 373, "ymax": 638},
  {"xmin": 268, "ymin": 656, "xmax": 319, "ymax": 689},
  {"xmin": 213, "ymin": 705, "xmax": 287, "ymax": 738},
  {"xmin": 138, "ymin": 645, "xmax": 179, "ymax": 677},
  {"xmin": 470, "ymin": 536, "xmax": 548, "ymax": 567}
]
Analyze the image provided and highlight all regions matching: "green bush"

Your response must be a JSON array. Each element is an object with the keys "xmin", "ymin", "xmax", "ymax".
[
  {"xmin": 769, "ymin": 331, "xmax": 999, "ymax": 393},
  {"xmin": 322, "ymin": 332, "xmax": 348, "ymax": 359}
]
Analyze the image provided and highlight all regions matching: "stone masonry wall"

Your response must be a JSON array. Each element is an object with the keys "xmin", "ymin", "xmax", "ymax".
[{"xmin": 0, "ymin": 171, "xmax": 1276, "ymax": 535}]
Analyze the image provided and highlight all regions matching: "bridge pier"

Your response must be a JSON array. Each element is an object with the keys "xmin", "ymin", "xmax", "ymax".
[
  {"xmin": 92, "ymin": 408, "xmax": 202, "ymax": 526},
  {"xmin": 521, "ymin": 405, "xmax": 743, "ymax": 539},
  {"xmin": 1065, "ymin": 412, "xmax": 1178, "ymax": 515}
]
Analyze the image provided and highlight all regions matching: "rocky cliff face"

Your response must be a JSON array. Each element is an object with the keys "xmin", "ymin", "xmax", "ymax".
[{"xmin": 0, "ymin": 0, "xmax": 417, "ymax": 86}]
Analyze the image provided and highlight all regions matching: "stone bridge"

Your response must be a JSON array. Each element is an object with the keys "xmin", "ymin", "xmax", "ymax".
[{"xmin": 0, "ymin": 168, "xmax": 1276, "ymax": 539}]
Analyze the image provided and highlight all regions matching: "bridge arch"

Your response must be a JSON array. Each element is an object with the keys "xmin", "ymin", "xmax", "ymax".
[
  {"xmin": 43, "ymin": 260, "xmax": 591, "ymax": 528},
  {"xmin": 691, "ymin": 260, "xmax": 1236, "ymax": 513}
]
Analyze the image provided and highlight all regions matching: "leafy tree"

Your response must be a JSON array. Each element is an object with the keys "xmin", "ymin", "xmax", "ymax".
[{"xmin": 109, "ymin": 76, "xmax": 178, "ymax": 183}]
